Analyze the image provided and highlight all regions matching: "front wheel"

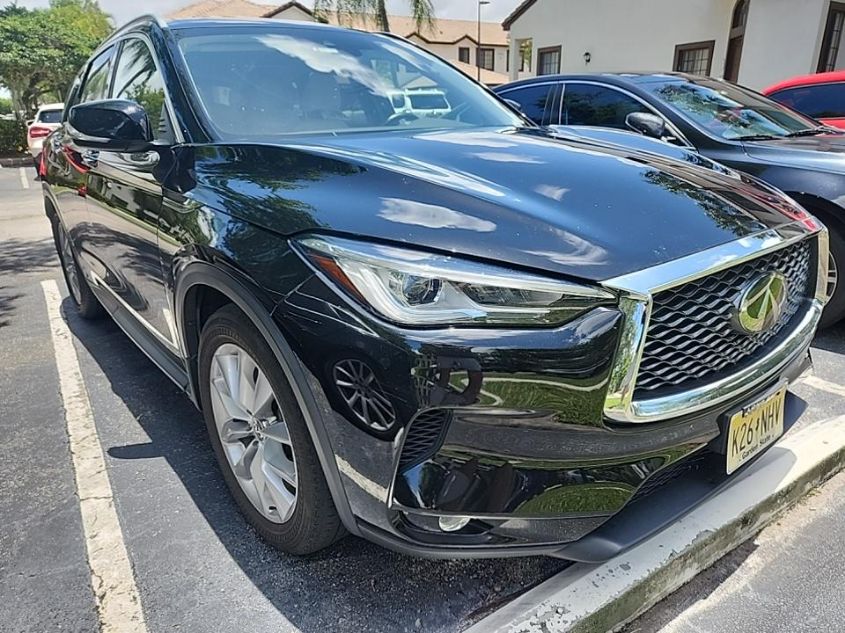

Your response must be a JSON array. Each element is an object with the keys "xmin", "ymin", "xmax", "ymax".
[
  {"xmin": 198, "ymin": 305, "xmax": 344, "ymax": 555},
  {"xmin": 820, "ymin": 226, "xmax": 845, "ymax": 329}
]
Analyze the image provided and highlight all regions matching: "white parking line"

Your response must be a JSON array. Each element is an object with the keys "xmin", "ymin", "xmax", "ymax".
[
  {"xmin": 41, "ymin": 280, "xmax": 148, "ymax": 633},
  {"xmin": 801, "ymin": 375, "xmax": 845, "ymax": 398},
  {"xmin": 19, "ymin": 167, "xmax": 29, "ymax": 189}
]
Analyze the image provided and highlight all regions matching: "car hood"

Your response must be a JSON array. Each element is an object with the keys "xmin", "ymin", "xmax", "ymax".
[
  {"xmin": 189, "ymin": 127, "xmax": 800, "ymax": 282},
  {"xmin": 743, "ymin": 134, "xmax": 845, "ymax": 174}
]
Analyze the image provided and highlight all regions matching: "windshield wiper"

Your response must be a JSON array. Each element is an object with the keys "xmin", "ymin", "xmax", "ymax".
[
  {"xmin": 733, "ymin": 134, "xmax": 782, "ymax": 141},
  {"xmin": 785, "ymin": 126, "xmax": 841, "ymax": 137}
]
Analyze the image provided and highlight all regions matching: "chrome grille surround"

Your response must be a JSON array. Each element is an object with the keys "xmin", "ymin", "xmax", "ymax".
[
  {"xmin": 636, "ymin": 240, "xmax": 812, "ymax": 395},
  {"xmin": 603, "ymin": 220, "xmax": 829, "ymax": 424}
]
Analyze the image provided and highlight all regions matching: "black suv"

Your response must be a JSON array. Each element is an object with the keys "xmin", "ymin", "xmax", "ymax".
[{"xmin": 43, "ymin": 17, "xmax": 828, "ymax": 559}]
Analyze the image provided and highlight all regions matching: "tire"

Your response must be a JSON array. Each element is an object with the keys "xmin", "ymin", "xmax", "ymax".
[
  {"xmin": 198, "ymin": 304, "xmax": 344, "ymax": 555},
  {"xmin": 820, "ymin": 224, "xmax": 845, "ymax": 329},
  {"xmin": 51, "ymin": 219, "xmax": 104, "ymax": 320}
]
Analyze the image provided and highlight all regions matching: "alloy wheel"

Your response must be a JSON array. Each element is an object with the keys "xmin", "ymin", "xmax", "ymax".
[
  {"xmin": 828, "ymin": 252, "xmax": 839, "ymax": 301},
  {"xmin": 209, "ymin": 343, "xmax": 298, "ymax": 523}
]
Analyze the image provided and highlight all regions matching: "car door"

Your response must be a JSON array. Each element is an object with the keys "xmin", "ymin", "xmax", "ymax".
[
  {"xmin": 51, "ymin": 46, "xmax": 115, "ymax": 269},
  {"xmin": 767, "ymin": 83, "xmax": 845, "ymax": 130},
  {"xmin": 83, "ymin": 36, "xmax": 181, "ymax": 356},
  {"xmin": 497, "ymin": 83, "xmax": 560, "ymax": 126}
]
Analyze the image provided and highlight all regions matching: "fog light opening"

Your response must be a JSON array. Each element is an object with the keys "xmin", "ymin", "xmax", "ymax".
[{"xmin": 438, "ymin": 515, "xmax": 471, "ymax": 532}]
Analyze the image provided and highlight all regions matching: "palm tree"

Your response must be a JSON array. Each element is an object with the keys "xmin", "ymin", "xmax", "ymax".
[{"xmin": 314, "ymin": 0, "xmax": 435, "ymax": 33}]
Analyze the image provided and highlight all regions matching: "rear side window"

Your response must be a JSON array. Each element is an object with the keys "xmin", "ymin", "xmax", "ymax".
[
  {"xmin": 499, "ymin": 84, "xmax": 555, "ymax": 125},
  {"xmin": 79, "ymin": 47, "xmax": 114, "ymax": 103},
  {"xmin": 37, "ymin": 109, "xmax": 62, "ymax": 124},
  {"xmin": 112, "ymin": 38, "xmax": 173, "ymax": 142},
  {"xmin": 769, "ymin": 83, "xmax": 845, "ymax": 119},
  {"xmin": 562, "ymin": 83, "xmax": 647, "ymax": 128}
]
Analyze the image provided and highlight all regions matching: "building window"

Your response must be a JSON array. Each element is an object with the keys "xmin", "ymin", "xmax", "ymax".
[
  {"xmin": 477, "ymin": 47, "xmax": 495, "ymax": 71},
  {"xmin": 819, "ymin": 2, "xmax": 845, "ymax": 72},
  {"xmin": 458, "ymin": 47, "xmax": 470, "ymax": 64},
  {"xmin": 537, "ymin": 46, "xmax": 561, "ymax": 75},
  {"xmin": 673, "ymin": 40, "xmax": 715, "ymax": 75}
]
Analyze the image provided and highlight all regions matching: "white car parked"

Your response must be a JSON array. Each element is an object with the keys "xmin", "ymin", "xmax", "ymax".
[
  {"xmin": 27, "ymin": 103, "xmax": 64, "ymax": 163},
  {"xmin": 388, "ymin": 89, "xmax": 451, "ymax": 117}
]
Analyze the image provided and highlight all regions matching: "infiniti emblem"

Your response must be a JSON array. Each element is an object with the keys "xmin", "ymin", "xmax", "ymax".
[{"xmin": 731, "ymin": 272, "xmax": 789, "ymax": 335}]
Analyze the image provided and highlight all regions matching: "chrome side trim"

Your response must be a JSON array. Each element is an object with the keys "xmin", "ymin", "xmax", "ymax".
[{"xmin": 602, "ymin": 219, "xmax": 825, "ymax": 423}]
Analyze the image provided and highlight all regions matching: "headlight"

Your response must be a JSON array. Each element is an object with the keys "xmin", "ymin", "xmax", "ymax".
[{"xmin": 294, "ymin": 235, "xmax": 615, "ymax": 327}]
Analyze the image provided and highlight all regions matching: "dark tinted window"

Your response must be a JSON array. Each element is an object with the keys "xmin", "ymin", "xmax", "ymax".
[
  {"xmin": 37, "ymin": 109, "xmax": 63, "ymax": 124},
  {"xmin": 80, "ymin": 47, "xmax": 114, "ymax": 103},
  {"xmin": 113, "ymin": 38, "xmax": 173, "ymax": 141},
  {"xmin": 499, "ymin": 84, "xmax": 554, "ymax": 125},
  {"xmin": 562, "ymin": 83, "xmax": 646, "ymax": 128},
  {"xmin": 769, "ymin": 83, "xmax": 845, "ymax": 119}
]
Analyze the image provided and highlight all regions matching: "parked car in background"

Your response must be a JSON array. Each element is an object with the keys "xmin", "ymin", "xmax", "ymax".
[
  {"xmin": 44, "ymin": 18, "xmax": 828, "ymax": 560},
  {"xmin": 763, "ymin": 71, "xmax": 845, "ymax": 130},
  {"xmin": 27, "ymin": 102, "xmax": 63, "ymax": 164},
  {"xmin": 388, "ymin": 88, "xmax": 451, "ymax": 117},
  {"xmin": 495, "ymin": 72, "xmax": 845, "ymax": 327}
]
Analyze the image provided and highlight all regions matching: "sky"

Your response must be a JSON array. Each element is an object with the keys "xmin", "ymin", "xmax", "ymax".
[{"xmin": 13, "ymin": 0, "xmax": 524, "ymax": 25}]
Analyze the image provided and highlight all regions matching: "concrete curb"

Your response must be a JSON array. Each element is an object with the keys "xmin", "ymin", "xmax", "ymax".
[
  {"xmin": 0, "ymin": 156, "xmax": 31, "ymax": 168},
  {"xmin": 466, "ymin": 415, "xmax": 845, "ymax": 633}
]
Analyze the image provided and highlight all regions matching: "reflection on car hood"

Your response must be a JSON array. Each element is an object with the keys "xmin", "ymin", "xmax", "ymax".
[
  {"xmin": 743, "ymin": 134, "xmax": 845, "ymax": 174},
  {"xmin": 190, "ymin": 127, "xmax": 800, "ymax": 282}
]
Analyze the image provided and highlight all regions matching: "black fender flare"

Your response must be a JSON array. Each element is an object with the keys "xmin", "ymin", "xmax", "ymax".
[{"xmin": 174, "ymin": 261, "xmax": 359, "ymax": 536}]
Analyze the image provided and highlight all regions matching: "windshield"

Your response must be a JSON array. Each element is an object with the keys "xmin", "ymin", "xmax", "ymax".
[
  {"xmin": 642, "ymin": 77, "xmax": 821, "ymax": 140},
  {"xmin": 175, "ymin": 26, "xmax": 523, "ymax": 137}
]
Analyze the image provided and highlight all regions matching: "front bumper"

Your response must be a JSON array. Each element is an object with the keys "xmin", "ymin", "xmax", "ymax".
[
  {"xmin": 376, "ymin": 348, "xmax": 811, "ymax": 560},
  {"xmin": 279, "ymin": 255, "xmax": 819, "ymax": 559}
]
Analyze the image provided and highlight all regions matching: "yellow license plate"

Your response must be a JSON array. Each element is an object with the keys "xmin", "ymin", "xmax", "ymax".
[{"xmin": 726, "ymin": 387, "xmax": 786, "ymax": 475}]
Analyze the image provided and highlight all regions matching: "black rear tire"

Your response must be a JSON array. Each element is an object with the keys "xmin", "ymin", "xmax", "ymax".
[
  {"xmin": 198, "ymin": 304, "xmax": 345, "ymax": 555},
  {"xmin": 51, "ymin": 219, "xmax": 104, "ymax": 320}
]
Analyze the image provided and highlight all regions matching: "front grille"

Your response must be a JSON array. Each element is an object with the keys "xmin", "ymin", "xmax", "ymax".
[
  {"xmin": 397, "ymin": 409, "xmax": 451, "ymax": 470},
  {"xmin": 635, "ymin": 239, "xmax": 813, "ymax": 396}
]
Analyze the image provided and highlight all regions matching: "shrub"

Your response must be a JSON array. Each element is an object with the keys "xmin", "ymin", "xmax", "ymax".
[{"xmin": 0, "ymin": 118, "xmax": 26, "ymax": 156}]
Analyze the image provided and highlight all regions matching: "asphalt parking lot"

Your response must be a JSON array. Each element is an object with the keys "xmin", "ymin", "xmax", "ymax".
[{"xmin": 2, "ymin": 163, "xmax": 845, "ymax": 633}]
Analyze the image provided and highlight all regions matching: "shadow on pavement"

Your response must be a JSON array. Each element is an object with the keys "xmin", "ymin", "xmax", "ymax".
[
  {"xmin": 0, "ymin": 237, "xmax": 58, "ymax": 327},
  {"xmin": 64, "ymin": 298, "xmax": 566, "ymax": 633}
]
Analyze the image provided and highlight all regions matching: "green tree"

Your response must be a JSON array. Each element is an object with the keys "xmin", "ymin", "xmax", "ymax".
[
  {"xmin": 314, "ymin": 0, "xmax": 434, "ymax": 33},
  {"xmin": 0, "ymin": 0, "xmax": 111, "ymax": 117}
]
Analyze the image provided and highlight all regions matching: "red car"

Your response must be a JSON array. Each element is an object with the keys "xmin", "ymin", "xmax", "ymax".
[{"xmin": 763, "ymin": 71, "xmax": 845, "ymax": 129}]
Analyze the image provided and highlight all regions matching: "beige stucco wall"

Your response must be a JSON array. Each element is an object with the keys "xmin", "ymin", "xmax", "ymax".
[
  {"xmin": 407, "ymin": 35, "xmax": 509, "ymax": 74},
  {"xmin": 506, "ymin": 0, "xmax": 833, "ymax": 89},
  {"xmin": 739, "ymin": 0, "xmax": 828, "ymax": 88}
]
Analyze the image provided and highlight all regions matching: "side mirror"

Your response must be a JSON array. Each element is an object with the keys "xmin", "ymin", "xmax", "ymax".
[
  {"xmin": 68, "ymin": 99, "xmax": 153, "ymax": 152},
  {"xmin": 504, "ymin": 98, "xmax": 524, "ymax": 113},
  {"xmin": 626, "ymin": 112, "xmax": 666, "ymax": 140},
  {"xmin": 25, "ymin": 119, "xmax": 34, "ymax": 127}
]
